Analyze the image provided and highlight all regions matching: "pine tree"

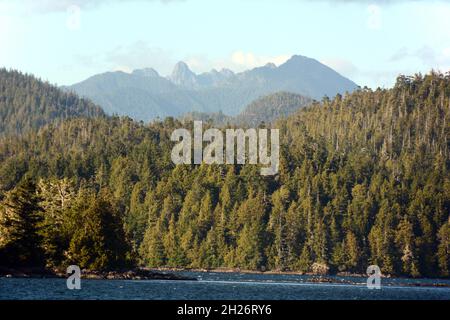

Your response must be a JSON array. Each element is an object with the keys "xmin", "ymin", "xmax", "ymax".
[
  {"xmin": 0, "ymin": 177, "xmax": 44, "ymax": 266},
  {"xmin": 67, "ymin": 189, "xmax": 131, "ymax": 270},
  {"xmin": 437, "ymin": 220, "xmax": 450, "ymax": 277}
]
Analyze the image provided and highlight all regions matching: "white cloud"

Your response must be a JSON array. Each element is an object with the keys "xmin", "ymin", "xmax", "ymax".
[
  {"xmin": 389, "ymin": 46, "xmax": 409, "ymax": 61},
  {"xmin": 106, "ymin": 42, "xmax": 176, "ymax": 74},
  {"xmin": 321, "ymin": 57, "xmax": 410, "ymax": 88},
  {"xmin": 307, "ymin": 0, "xmax": 450, "ymax": 4},
  {"xmin": 72, "ymin": 41, "xmax": 176, "ymax": 76},
  {"xmin": 176, "ymin": 51, "xmax": 291, "ymax": 75},
  {"xmin": 81, "ymin": 46, "xmax": 292, "ymax": 77},
  {"xmin": 389, "ymin": 45, "xmax": 450, "ymax": 71},
  {"xmin": 0, "ymin": 0, "xmax": 182, "ymax": 13},
  {"xmin": 230, "ymin": 51, "xmax": 290, "ymax": 69}
]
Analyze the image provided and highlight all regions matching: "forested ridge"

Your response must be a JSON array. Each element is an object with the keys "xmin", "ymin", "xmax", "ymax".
[
  {"xmin": 180, "ymin": 92, "xmax": 312, "ymax": 127},
  {"xmin": 0, "ymin": 69, "xmax": 105, "ymax": 136},
  {"xmin": 0, "ymin": 70, "xmax": 448, "ymax": 277}
]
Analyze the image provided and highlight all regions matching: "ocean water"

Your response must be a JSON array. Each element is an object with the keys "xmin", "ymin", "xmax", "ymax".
[{"xmin": 1, "ymin": 272, "xmax": 449, "ymax": 300}]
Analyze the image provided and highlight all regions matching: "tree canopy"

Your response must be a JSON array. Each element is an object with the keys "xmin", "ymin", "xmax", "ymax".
[{"xmin": 0, "ymin": 70, "xmax": 448, "ymax": 277}]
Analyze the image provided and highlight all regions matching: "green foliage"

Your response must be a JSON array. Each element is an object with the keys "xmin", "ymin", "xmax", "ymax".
[
  {"xmin": 0, "ymin": 177, "xmax": 44, "ymax": 267},
  {"xmin": 66, "ymin": 189, "xmax": 131, "ymax": 270},
  {"xmin": 237, "ymin": 92, "xmax": 312, "ymax": 127},
  {"xmin": 0, "ymin": 69, "xmax": 104, "ymax": 136},
  {"xmin": 0, "ymin": 179, "xmax": 131, "ymax": 271},
  {"xmin": 0, "ymin": 71, "xmax": 449, "ymax": 277}
]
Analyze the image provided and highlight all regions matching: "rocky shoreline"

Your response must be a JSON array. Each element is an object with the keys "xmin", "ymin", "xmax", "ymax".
[
  {"xmin": 148, "ymin": 267, "xmax": 450, "ymax": 288},
  {"xmin": 0, "ymin": 266, "xmax": 196, "ymax": 281},
  {"xmin": 1, "ymin": 266, "xmax": 449, "ymax": 288}
]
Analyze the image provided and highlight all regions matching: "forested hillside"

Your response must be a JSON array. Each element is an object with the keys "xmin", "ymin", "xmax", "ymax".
[
  {"xmin": 236, "ymin": 92, "xmax": 311, "ymax": 126},
  {"xmin": 0, "ymin": 69, "xmax": 104, "ymax": 136},
  {"xmin": 0, "ymin": 72, "xmax": 448, "ymax": 277},
  {"xmin": 180, "ymin": 92, "xmax": 311, "ymax": 126}
]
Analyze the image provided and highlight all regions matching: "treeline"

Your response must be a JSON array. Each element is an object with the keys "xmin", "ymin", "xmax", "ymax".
[
  {"xmin": 0, "ymin": 68, "xmax": 104, "ymax": 136},
  {"xmin": 0, "ymin": 71, "xmax": 448, "ymax": 277}
]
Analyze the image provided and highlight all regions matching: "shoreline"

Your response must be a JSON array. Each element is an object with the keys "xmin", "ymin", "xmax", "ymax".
[
  {"xmin": 148, "ymin": 266, "xmax": 383, "ymax": 277},
  {"xmin": 148, "ymin": 267, "xmax": 450, "ymax": 288},
  {"xmin": 0, "ymin": 266, "xmax": 196, "ymax": 281},
  {"xmin": 1, "ymin": 266, "xmax": 449, "ymax": 288}
]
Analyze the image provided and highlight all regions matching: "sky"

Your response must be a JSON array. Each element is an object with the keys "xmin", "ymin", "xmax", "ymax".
[{"xmin": 1, "ymin": 0, "xmax": 450, "ymax": 88}]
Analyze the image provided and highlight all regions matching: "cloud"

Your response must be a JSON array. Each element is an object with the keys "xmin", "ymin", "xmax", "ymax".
[
  {"xmin": 72, "ymin": 41, "xmax": 176, "ymax": 76},
  {"xmin": 75, "ymin": 44, "xmax": 293, "ymax": 78},
  {"xmin": 184, "ymin": 51, "xmax": 291, "ymax": 74},
  {"xmin": 389, "ymin": 47, "xmax": 409, "ymax": 61},
  {"xmin": 320, "ymin": 56, "xmax": 419, "ymax": 88},
  {"xmin": 105, "ymin": 42, "xmax": 176, "ymax": 75},
  {"xmin": 0, "ymin": 0, "xmax": 182, "ymax": 13},
  {"xmin": 230, "ymin": 51, "xmax": 290, "ymax": 69},
  {"xmin": 389, "ymin": 46, "xmax": 450, "ymax": 70},
  {"xmin": 305, "ymin": 0, "xmax": 450, "ymax": 3}
]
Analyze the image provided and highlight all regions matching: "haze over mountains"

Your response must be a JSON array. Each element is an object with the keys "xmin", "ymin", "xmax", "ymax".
[{"xmin": 66, "ymin": 55, "xmax": 358, "ymax": 122}]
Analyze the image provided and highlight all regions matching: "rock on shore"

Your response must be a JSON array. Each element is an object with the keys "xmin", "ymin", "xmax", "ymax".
[{"xmin": 0, "ymin": 266, "xmax": 196, "ymax": 281}]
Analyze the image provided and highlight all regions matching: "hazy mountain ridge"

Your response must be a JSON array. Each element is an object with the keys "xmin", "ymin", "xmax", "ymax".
[{"xmin": 66, "ymin": 54, "xmax": 358, "ymax": 121}]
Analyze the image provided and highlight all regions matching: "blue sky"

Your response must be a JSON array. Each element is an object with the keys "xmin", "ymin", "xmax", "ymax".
[{"xmin": 1, "ymin": 0, "xmax": 450, "ymax": 88}]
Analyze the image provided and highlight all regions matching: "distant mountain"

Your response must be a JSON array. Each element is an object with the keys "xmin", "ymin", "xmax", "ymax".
[
  {"xmin": 179, "ymin": 110, "xmax": 233, "ymax": 126},
  {"xmin": 180, "ymin": 91, "xmax": 312, "ymax": 127},
  {"xmin": 0, "ymin": 68, "xmax": 104, "ymax": 136},
  {"xmin": 236, "ymin": 92, "xmax": 312, "ymax": 126},
  {"xmin": 169, "ymin": 61, "xmax": 199, "ymax": 88},
  {"xmin": 66, "ymin": 54, "xmax": 358, "ymax": 122}
]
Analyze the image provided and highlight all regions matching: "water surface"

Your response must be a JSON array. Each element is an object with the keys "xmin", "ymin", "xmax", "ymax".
[{"xmin": 1, "ymin": 272, "xmax": 449, "ymax": 300}]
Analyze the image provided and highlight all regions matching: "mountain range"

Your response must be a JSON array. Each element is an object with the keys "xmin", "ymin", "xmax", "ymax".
[{"xmin": 66, "ymin": 55, "xmax": 358, "ymax": 122}]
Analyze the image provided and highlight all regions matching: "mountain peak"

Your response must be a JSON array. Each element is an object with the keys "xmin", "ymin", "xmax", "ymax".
[
  {"xmin": 172, "ymin": 61, "xmax": 195, "ymax": 77},
  {"xmin": 264, "ymin": 62, "xmax": 276, "ymax": 69},
  {"xmin": 220, "ymin": 68, "xmax": 235, "ymax": 77},
  {"xmin": 169, "ymin": 61, "xmax": 198, "ymax": 87},
  {"xmin": 132, "ymin": 68, "xmax": 160, "ymax": 78},
  {"xmin": 282, "ymin": 54, "xmax": 312, "ymax": 65}
]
